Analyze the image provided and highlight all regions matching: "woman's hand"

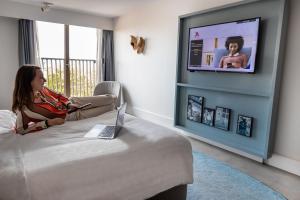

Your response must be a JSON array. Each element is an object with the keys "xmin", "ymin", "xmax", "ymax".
[
  {"xmin": 68, "ymin": 103, "xmax": 80, "ymax": 111},
  {"xmin": 48, "ymin": 118, "xmax": 65, "ymax": 126}
]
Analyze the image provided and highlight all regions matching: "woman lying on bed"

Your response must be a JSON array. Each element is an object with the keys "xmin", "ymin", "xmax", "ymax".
[{"xmin": 12, "ymin": 65, "xmax": 116, "ymax": 135}]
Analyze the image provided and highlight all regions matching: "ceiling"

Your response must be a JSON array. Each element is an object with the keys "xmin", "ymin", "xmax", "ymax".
[{"xmin": 7, "ymin": 0, "xmax": 153, "ymax": 18}]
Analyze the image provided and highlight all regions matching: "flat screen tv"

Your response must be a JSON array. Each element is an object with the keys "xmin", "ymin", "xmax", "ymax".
[{"xmin": 187, "ymin": 17, "xmax": 260, "ymax": 73}]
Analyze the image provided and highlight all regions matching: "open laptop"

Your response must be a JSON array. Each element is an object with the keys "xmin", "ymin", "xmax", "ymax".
[{"xmin": 84, "ymin": 103, "xmax": 127, "ymax": 139}]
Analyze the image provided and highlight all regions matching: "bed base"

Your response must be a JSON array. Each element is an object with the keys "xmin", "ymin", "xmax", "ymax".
[{"xmin": 146, "ymin": 185, "xmax": 187, "ymax": 200}]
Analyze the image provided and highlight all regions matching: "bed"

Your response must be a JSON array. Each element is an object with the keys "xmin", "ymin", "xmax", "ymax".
[{"xmin": 0, "ymin": 110, "xmax": 193, "ymax": 200}]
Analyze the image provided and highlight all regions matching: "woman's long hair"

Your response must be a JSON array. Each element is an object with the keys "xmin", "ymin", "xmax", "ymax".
[{"xmin": 12, "ymin": 65, "xmax": 41, "ymax": 112}]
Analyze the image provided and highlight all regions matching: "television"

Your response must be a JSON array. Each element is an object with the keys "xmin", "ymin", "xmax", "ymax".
[{"xmin": 187, "ymin": 17, "xmax": 260, "ymax": 73}]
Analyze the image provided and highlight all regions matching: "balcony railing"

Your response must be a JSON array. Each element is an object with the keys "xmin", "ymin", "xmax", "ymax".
[{"xmin": 41, "ymin": 57, "xmax": 98, "ymax": 97}]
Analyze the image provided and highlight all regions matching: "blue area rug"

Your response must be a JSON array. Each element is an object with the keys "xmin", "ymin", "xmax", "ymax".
[{"xmin": 187, "ymin": 151, "xmax": 287, "ymax": 200}]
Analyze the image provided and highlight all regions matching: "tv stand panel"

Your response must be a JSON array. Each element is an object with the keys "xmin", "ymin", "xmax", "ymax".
[{"xmin": 174, "ymin": 0, "xmax": 288, "ymax": 159}]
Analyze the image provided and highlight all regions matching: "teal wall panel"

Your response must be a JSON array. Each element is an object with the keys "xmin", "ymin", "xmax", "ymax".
[{"xmin": 174, "ymin": 0, "xmax": 288, "ymax": 159}]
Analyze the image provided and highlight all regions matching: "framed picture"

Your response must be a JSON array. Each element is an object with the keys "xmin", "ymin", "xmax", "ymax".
[
  {"xmin": 215, "ymin": 107, "xmax": 231, "ymax": 131},
  {"xmin": 187, "ymin": 95, "xmax": 204, "ymax": 123},
  {"xmin": 236, "ymin": 115, "xmax": 253, "ymax": 137},
  {"xmin": 202, "ymin": 107, "xmax": 215, "ymax": 127}
]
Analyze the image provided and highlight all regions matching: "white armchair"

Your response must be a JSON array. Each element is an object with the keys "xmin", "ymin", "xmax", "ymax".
[{"xmin": 93, "ymin": 81, "xmax": 123, "ymax": 107}]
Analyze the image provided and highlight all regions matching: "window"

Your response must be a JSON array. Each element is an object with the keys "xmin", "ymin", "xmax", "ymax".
[
  {"xmin": 69, "ymin": 25, "xmax": 98, "ymax": 97},
  {"xmin": 37, "ymin": 21, "xmax": 99, "ymax": 97}
]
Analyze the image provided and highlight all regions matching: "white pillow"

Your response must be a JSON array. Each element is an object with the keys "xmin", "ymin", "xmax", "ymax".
[{"xmin": 0, "ymin": 110, "xmax": 16, "ymax": 134}]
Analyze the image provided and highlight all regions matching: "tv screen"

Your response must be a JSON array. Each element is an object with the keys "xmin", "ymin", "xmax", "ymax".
[{"xmin": 187, "ymin": 17, "xmax": 260, "ymax": 73}]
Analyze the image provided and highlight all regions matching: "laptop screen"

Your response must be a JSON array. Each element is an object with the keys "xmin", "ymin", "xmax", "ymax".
[{"xmin": 115, "ymin": 103, "xmax": 127, "ymax": 132}]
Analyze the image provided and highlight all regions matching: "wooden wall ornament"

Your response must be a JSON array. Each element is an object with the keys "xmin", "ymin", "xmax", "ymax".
[
  {"xmin": 130, "ymin": 35, "xmax": 145, "ymax": 54},
  {"xmin": 130, "ymin": 35, "xmax": 138, "ymax": 50}
]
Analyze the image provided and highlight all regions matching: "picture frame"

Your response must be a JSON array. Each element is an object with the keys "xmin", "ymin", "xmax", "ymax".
[
  {"xmin": 236, "ymin": 115, "xmax": 253, "ymax": 137},
  {"xmin": 202, "ymin": 107, "xmax": 215, "ymax": 127},
  {"xmin": 187, "ymin": 95, "xmax": 204, "ymax": 123},
  {"xmin": 215, "ymin": 106, "xmax": 231, "ymax": 131}
]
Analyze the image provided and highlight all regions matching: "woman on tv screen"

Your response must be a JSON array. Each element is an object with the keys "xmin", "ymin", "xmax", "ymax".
[{"xmin": 219, "ymin": 36, "xmax": 248, "ymax": 68}]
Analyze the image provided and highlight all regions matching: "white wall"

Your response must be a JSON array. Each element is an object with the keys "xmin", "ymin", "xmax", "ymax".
[
  {"xmin": 273, "ymin": 0, "xmax": 300, "ymax": 161},
  {"xmin": 0, "ymin": 16, "xmax": 19, "ymax": 110},
  {"xmin": 114, "ymin": 0, "xmax": 300, "ymax": 174},
  {"xmin": 114, "ymin": 0, "xmax": 240, "ymax": 124},
  {"xmin": 0, "ymin": 0, "xmax": 113, "ymax": 30}
]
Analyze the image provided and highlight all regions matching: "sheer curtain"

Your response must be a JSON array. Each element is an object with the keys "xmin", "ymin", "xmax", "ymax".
[
  {"xmin": 18, "ymin": 19, "xmax": 39, "ymax": 66},
  {"xmin": 96, "ymin": 29, "xmax": 103, "ymax": 83}
]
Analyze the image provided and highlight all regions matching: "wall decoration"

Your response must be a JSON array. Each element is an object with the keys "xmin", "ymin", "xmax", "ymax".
[
  {"xmin": 137, "ymin": 37, "xmax": 145, "ymax": 54},
  {"xmin": 130, "ymin": 35, "xmax": 138, "ymax": 50},
  {"xmin": 215, "ymin": 107, "xmax": 231, "ymax": 131},
  {"xmin": 236, "ymin": 115, "xmax": 253, "ymax": 137},
  {"xmin": 130, "ymin": 35, "xmax": 145, "ymax": 54},
  {"xmin": 202, "ymin": 107, "xmax": 215, "ymax": 127},
  {"xmin": 187, "ymin": 95, "xmax": 203, "ymax": 123}
]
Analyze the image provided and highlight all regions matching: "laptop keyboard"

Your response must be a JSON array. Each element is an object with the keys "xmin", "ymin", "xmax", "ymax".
[{"xmin": 99, "ymin": 126, "xmax": 115, "ymax": 137}]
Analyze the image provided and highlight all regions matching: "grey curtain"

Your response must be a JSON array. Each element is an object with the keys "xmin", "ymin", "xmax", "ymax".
[
  {"xmin": 101, "ymin": 30, "xmax": 115, "ymax": 81},
  {"xmin": 18, "ymin": 19, "xmax": 37, "ymax": 66}
]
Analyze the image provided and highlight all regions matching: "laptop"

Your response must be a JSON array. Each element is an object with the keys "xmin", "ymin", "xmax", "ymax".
[{"xmin": 84, "ymin": 103, "xmax": 127, "ymax": 139}]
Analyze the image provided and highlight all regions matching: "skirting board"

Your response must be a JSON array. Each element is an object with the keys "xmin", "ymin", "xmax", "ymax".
[
  {"xmin": 265, "ymin": 154, "xmax": 300, "ymax": 177},
  {"xmin": 126, "ymin": 105, "xmax": 174, "ymax": 127},
  {"xmin": 127, "ymin": 105, "xmax": 300, "ymax": 176}
]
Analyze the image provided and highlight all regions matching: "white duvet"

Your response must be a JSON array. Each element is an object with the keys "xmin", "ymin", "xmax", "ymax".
[{"xmin": 0, "ymin": 110, "xmax": 193, "ymax": 200}]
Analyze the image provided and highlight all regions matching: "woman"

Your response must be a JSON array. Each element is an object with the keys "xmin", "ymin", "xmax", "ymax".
[
  {"xmin": 12, "ymin": 65, "xmax": 116, "ymax": 134},
  {"xmin": 219, "ymin": 36, "xmax": 248, "ymax": 68}
]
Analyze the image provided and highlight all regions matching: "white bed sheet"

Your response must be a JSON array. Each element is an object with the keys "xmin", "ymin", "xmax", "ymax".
[
  {"xmin": 0, "ymin": 110, "xmax": 16, "ymax": 134},
  {"xmin": 0, "ymin": 110, "xmax": 193, "ymax": 200}
]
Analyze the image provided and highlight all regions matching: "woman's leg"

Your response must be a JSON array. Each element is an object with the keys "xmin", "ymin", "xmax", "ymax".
[
  {"xmin": 66, "ymin": 95, "xmax": 116, "ymax": 121},
  {"xmin": 70, "ymin": 94, "xmax": 116, "ymax": 108},
  {"xmin": 76, "ymin": 104, "xmax": 114, "ymax": 120},
  {"xmin": 66, "ymin": 104, "xmax": 114, "ymax": 121}
]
